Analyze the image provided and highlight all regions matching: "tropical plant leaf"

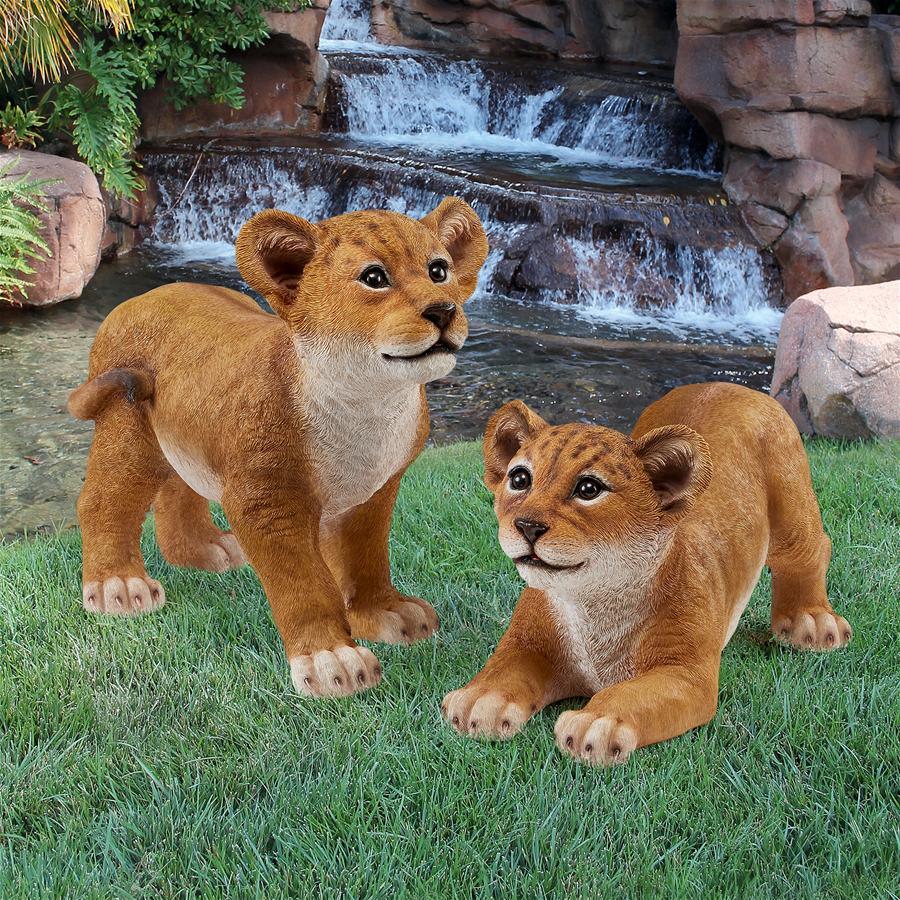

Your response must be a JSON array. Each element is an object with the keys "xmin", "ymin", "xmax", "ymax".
[{"xmin": 0, "ymin": 160, "xmax": 55, "ymax": 305}]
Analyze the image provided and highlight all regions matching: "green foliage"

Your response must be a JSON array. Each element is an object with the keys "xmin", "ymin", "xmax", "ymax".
[
  {"xmin": 115, "ymin": 0, "xmax": 300, "ymax": 112},
  {"xmin": 0, "ymin": 102, "xmax": 47, "ymax": 149},
  {"xmin": 0, "ymin": 0, "xmax": 133, "ymax": 83},
  {"xmin": 1, "ymin": 0, "xmax": 306, "ymax": 198},
  {"xmin": 0, "ymin": 161, "xmax": 53, "ymax": 305},
  {"xmin": 871, "ymin": 1, "xmax": 900, "ymax": 13},
  {"xmin": 51, "ymin": 37, "xmax": 142, "ymax": 198}
]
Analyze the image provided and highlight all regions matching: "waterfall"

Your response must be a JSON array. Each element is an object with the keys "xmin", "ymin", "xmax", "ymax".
[
  {"xmin": 326, "ymin": 52, "xmax": 718, "ymax": 175},
  {"xmin": 142, "ymin": 0, "xmax": 781, "ymax": 342},
  {"xmin": 320, "ymin": 0, "xmax": 372, "ymax": 43},
  {"xmin": 146, "ymin": 146, "xmax": 780, "ymax": 341}
]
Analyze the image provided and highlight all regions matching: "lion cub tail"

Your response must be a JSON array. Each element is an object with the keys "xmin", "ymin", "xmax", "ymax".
[{"xmin": 68, "ymin": 368, "xmax": 155, "ymax": 420}]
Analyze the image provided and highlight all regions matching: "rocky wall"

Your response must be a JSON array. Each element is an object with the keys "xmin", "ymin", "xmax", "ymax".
[
  {"xmin": 675, "ymin": 1, "xmax": 900, "ymax": 300},
  {"xmin": 139, "ymin": 3, "xmax": 331, "ymax": 143},
  {"xmin": 370, "ymin": 0, "xmax": 678, "ymax": 66}
]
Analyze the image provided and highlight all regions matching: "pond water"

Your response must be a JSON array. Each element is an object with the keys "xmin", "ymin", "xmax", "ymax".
[{"xmin": 0, "ymin": 246, "xmax": 772, "ymax": 537}]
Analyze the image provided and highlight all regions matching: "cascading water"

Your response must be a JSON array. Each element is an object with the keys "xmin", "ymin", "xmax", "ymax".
[
  {"xmin": 325, "ymin": 51, "xmax": 718, "ymax": 175},
  {"xmin": 144, "ymin": 0, "xmax": 783, "ymax": 342},
  {"xmin": 319, "ymin": 0, "xmax": 372, "ymax": 43}
]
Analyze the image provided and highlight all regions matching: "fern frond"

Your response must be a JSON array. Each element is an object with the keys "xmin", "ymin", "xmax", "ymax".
[{"xmin": 0, "ymin": 160, "xmax": 55, "ymax": 305}]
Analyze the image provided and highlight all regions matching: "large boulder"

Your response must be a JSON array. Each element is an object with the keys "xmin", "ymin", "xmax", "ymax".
[
  {"xmin": 677, "ymin": 0, "xmax": 816, "ymax": 34},
  {"xmin": 771, "ymin": 281, "xmax": 900, "ymax": 438},
  {"xmin": 844, "ymin": 173, "xmax": 900, "ymax": 285},
  {"xmin": 773, "ymin": 193, "xmax": 854, "ymax": 299},
  {"xmin": 1, "ymin": 150, "xmax": 105, "ymax": 306},
  {"xmin": 871, "ymin": 15, "xmax": 900, "ymax": 82},
  {"xmin": 716, "ymin": 110, "xmax": 880, "ymax": 179},
  {"xmin": 674, "ymin": 1, "xmax": 896, "ymax": 301},
  {"xmin": 677, "ymin": 27, "xmax": 893, "ymax": 120},
  {"xmin": 140, "ymin": 2, "xmax": 330, "ymax": 141}
]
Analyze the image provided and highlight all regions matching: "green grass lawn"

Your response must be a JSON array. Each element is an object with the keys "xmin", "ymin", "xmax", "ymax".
[{"xmin": 1, "ymin": 440, "xmax": 898, "ymax": 897}]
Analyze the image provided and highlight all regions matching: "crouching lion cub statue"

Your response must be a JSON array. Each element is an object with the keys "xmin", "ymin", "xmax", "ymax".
[
  {"xmin": 443, "ymin": 382, "xmax": 852, "ymax": 764},
  {"xmin": 69, "ymin": 197, "xmax": 488, "ymax": 698}
]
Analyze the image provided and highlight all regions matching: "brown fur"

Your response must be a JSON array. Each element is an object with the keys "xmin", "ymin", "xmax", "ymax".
[
  {"xmin": 442, "ymin": 383, "xmax": 851, "ymax": 764},
  {"xmin": 70, "ymin": 197, "xmax": 488, "ymax": 698}
]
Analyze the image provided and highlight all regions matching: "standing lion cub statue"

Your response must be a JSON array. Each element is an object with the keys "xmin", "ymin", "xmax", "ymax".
[{"xmin": 69, "ymin": 197, "xmax": 488, "ymax": 698}]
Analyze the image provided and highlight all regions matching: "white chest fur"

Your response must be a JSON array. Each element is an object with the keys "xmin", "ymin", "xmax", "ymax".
[
  {"xmin": 300, "ymin": 369, "xmax": 421, "ymax": 522},
  {"xmin": 545, "ymin": 555, "xmax": 653, "ymax": 695}
]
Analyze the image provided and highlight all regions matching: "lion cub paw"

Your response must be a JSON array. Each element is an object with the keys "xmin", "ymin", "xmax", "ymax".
[
  {"xmin": 441, "ymin": 686, "xmax": 530, "ymax": 740},
  {"xmin": 554, "ymin": 710, "xmax": 638, "ymax": 767},
  {"xmin": 163, "ymin": 532, "xmax": 247, "ymax": 573},
  {"xmin": 289, "ymin": 645, "xmax": 382, "ymax": 698},
  {"xmin": 773, "ymin": 607, "xmax": 852, "ymax": 651},
  {"xmin": 348, "ymin": 595, "xmax": 439, "ymax": 644},
  {"xmin": 83, "ymin": 576, "xmax": 166, "ymax": 616},
  {"xmin": 199, "ymin": 533, "xmax": 248, "ymax": 572}
]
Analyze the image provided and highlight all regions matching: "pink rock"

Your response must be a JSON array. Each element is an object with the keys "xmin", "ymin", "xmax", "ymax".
[
  {"xmin": 677, "ymin": 28, "xmax": 893, "ymax": 119},
  {"xmin": 724, "ymin": 151, "xmax": 841, "ymax": 215},
  {"xmin": 140, "ymin": 5, "xmax": 329, "ymax": 141},
  {"xmin": 1, "ymin": 150, "xmax": 105, "ymax": 306},
  {"xmin": 814, "ymin": 0, "xmax": 872, "ymax": 25},
  {"xmin": 718, "ymin": 110, "xmax": 879, "ymax": 178},
  {"xmin": 741, "ymin": 202, "xmax": 790, "ymax": 247},
  {"xmin": 871, "ymin": 15, "xmax": 900, "ymax": 83},
  {"xmin": 774, "ymin": 194, "xmax": 854, "ymax": 299},
  {"xmin": 845, "ymin": 174, "xmax": 900, "ymax": 285},
  {"xmin": 676, "ymin": 0, "xmax": 815, "ymax": 35},
  {"xmin": 772, "ymin": 281, "xmax": 900, "ymax": 438},
  {"xmin": 372, "ymin": 0, "xmax": 677, "ymax": 64}
]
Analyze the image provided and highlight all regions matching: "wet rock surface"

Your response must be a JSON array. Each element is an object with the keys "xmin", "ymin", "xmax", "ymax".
[
  {"xmin": 772, "ymin": 281, "xmax": 900, "ymax": 438},
  {"xmin": 1, "ymin": 151, "xmax": 105, "ymax": 307},
  {"xmin": 139, "ymin": 2, "xmax": 330, "ymax": 141},
  {"xmin": 370, "ymin": 0, "xmax": 678, "ymax": 66},
  {"xmin": 142, "ymin": 137, "xmax": 780, "ymax": 313}
]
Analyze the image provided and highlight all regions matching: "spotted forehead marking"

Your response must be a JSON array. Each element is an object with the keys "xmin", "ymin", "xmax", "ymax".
[
  {"xmin": 330, "ymin": 215, "xmax": 438, "ymax": 267},
  {"xmin": 523, "ymin": 425, "xmax": 632, "ymax": 485}
]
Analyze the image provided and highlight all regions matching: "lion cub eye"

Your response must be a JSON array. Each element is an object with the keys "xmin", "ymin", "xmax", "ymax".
[
  {"xmin": 573, "ymin": 476, "xmax": 608, "ymax": 501},
  {"xmin": 428, "ymin": 260, "xmax": 449, "ymax": 283},
  {"xmin": 360, "ymin": 265, "xmax": 389, "ymax": 289},
  {"xmin": 508, "ymin": 466, "xmax": 531, "ymax": 492}
]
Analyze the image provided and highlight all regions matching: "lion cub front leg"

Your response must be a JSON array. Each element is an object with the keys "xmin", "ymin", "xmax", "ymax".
[
  {"xmin": 223, "ymin": 479, "xmax": 381, "ymax": 698},
  {"xmin": 442, "ymin": 589, "xmax": 569, "ymax": 739},
  {"xmin": 322, "ymin": 473, "xmax": 439, "ymax": 645},
  {"xmin": 555, "ymin": 660, "xmax": 719, "ymax": 767}
]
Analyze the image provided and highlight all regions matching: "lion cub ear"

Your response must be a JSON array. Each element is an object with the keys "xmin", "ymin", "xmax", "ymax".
[
  {"xmin": 632, "ymin": 424, "xmax": 712, "ymax": 518},
  {"xmin": 235, "ymin": 210, "xmax": 320, "ymax": 313},
  {"xmin": 421, "ymin": 197, "xmax": 489, "ymax": 296},
  {"xmin": 483, "ymin": 400, "xmax": 548, "ymax": 491}
]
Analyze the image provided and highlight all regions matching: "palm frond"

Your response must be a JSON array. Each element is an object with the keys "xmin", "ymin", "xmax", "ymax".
[{"xmin": 0, "ymin": 0, "xmax": 134, "ymax": 82}]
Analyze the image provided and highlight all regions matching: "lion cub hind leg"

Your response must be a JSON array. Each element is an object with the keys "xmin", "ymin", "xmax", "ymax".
[
  {"xmin": 154, "ymin": 475, "xmax": 247, "ymax": 573},
  {"xmin": 764, "ymin": 421, "xmax": 852, "ymax": 651},
  {"xmin": 77, "ymin": 400, "xmax": 169, "ymax": 616}
]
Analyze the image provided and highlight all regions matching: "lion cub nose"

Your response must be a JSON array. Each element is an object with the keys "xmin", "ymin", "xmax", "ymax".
[
  {"xmin": 422, "ymin": 302, "xmax": 456, "ymax": 331},
  {"xmin": 515, "ymin": 519, "xmax": 548, "ymax": 546}
]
